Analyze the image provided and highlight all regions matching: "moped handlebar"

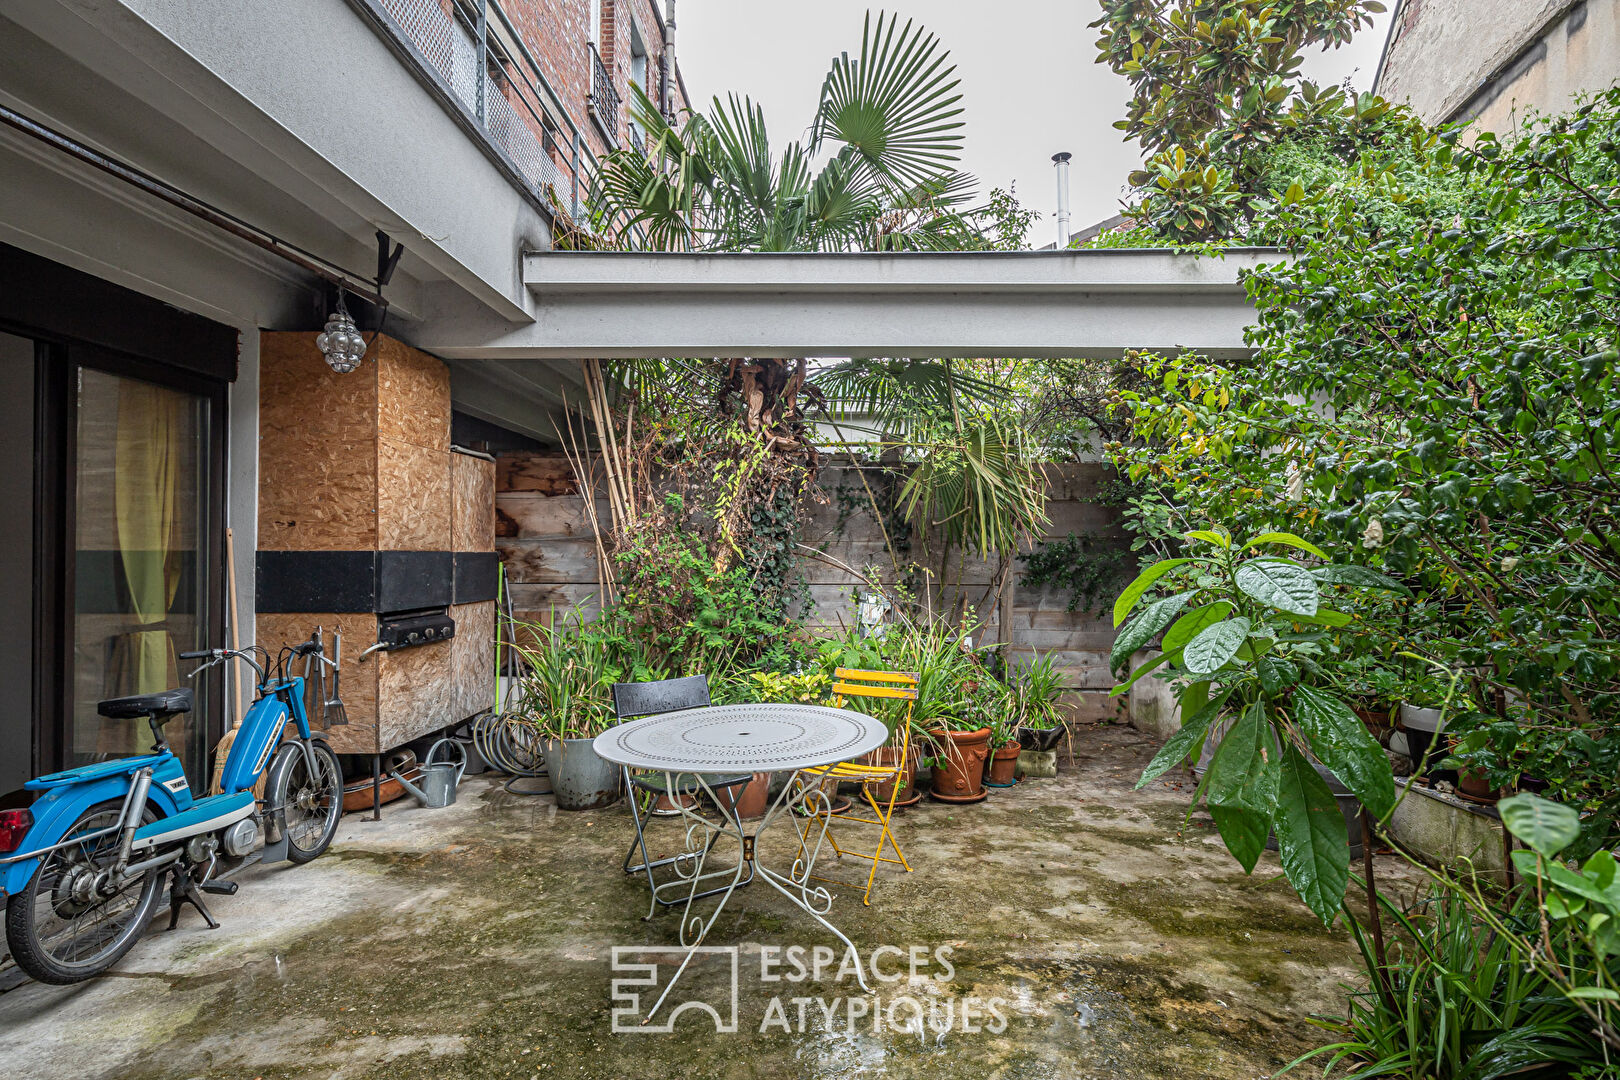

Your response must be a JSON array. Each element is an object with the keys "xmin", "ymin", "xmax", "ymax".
[{"xmin": 182, "ymin": 646, "xmax": 269, "ymax": 685}]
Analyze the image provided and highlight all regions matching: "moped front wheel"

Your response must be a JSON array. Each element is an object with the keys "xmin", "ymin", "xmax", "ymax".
[
  {"xmin": 268, "ymin": 741, "xmax": 342, "ymax": 864},
  {"xmin": 5, "ymin": 799, "xmax": 163, "ymax": 984}
]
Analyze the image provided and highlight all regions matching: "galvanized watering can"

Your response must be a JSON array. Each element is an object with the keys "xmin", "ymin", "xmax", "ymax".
[{"xmin": 390, "ymin": 738, "xmax": 466, "ymax": 808}]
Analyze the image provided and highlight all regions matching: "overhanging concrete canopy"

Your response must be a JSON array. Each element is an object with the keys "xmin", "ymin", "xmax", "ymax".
[{"xmin": 415, "ymin": 248, "xmax": 1284, "ymax": 361}]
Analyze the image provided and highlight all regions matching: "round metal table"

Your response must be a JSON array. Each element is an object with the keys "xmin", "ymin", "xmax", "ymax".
[{"xmin": 594, "ymin": 704, "xmax": 888, "ymax": 1020}]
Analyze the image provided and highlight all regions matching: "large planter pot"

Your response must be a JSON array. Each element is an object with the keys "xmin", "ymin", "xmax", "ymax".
[
  {"xmin": 928, "ymin": 728, "xmax": 992, "ymax": 804},
  {"xmin": 985, "ymin": 743, "xmax": 1020, "ymax": 786},
  {"xmin": 733, "ymin": 772, "xmax": 772, "ymax": 820},
  {"xmin": 868, "ymin": 746, "xmax": 923, "ymax": 808},
  {"xmin": 541, "ymin": 736, "xmax": 622, "ymax": 811},
  {"xmin": 1400, "ymin": 703, "xmax": 1455, "ymax": 782}
]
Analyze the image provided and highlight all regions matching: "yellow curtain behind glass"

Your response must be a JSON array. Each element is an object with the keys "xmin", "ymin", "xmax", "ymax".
[{"xmin": 115, "ymin": 381, "xmax": 181, "ymax": 694}]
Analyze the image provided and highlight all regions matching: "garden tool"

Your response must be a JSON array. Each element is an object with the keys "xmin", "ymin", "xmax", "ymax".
[{"xmin": 323, "ymin": 630, "xmax": 348, "ymax": 726}]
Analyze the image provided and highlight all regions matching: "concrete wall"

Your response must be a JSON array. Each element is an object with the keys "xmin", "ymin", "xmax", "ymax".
[{"xmin": 1378, "ymin": 0, "xmax": 1620, "ymax": 128}]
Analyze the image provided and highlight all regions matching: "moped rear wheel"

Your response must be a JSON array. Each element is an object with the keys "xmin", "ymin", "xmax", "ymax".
[
  {"xmin": 5, "ymin": 799, "xmax": 163, "ymax": 984},
  {"xmin": 269, "ymin": 741, "xmax": 343, "ymax": 864}
]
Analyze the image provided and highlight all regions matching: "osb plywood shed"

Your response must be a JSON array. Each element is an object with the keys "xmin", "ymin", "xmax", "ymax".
[
  {"xmin": 256, "ymin": 332, "xmax": 494, "ymax": 756},
  {"xmin": 258, "ymin": 333, "xmax": 379, "ymax": 552}
]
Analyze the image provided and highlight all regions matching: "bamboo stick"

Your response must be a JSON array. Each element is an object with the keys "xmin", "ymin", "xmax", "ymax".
[{"xmin": 582, "ymin": 360, "xmax": 629, "ymax": 531}]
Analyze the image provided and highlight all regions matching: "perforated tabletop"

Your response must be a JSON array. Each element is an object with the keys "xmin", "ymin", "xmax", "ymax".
[{"xmin": 592, "ymin": 704, "xmax": 887, "ymax": 774}]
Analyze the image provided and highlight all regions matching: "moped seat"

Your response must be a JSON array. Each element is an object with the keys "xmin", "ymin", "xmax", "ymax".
[{"xmin": 97, "ymin": 688, "xmax": 194, "ymax": 720}]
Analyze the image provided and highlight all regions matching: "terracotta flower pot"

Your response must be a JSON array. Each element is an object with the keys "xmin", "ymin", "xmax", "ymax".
[
  {"xmin": 868, "ymin": 746, "xmax": 922, "ymax": 808},
  {"xmin": 651, "ymin": 792, "xmax": 698, "ymax": 815},
  {"xmin": 1457, "ymin": 768, "xmax": 1498, "ymax": 804},
  {"xmin": 928, "ymin": 727, "xmax": 992, "ymax": 804},
  {"xmin": 1352, "ymin": 704, "xmax": 1393, "ymax": 740},
  {"xmin": 986, "ymin": 743, "xmax": 1020, "ymax": 786},
  {"xmin": 732, "ymin": 772, "xmax": 772, "ymax": 820}
]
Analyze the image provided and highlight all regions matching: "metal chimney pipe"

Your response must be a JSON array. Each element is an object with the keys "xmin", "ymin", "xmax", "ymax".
[{"xmin": 1052, "ymin": 152, "xmax": 1073, "ymax": 248}]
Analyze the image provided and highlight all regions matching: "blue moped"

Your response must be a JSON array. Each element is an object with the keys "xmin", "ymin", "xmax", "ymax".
[{"xmin": 0, "ymin": 634, "xmax": 344, "ymax": 983}]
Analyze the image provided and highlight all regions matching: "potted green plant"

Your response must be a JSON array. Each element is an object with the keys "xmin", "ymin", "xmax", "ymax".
[
  {"xmin": 985, "ymin": 712, "xmax": 1022, "ymax": 786},
  {"xmin": 1010, "ymin": 653, "xmax": 1067, "ymax": 754},
  {"xmin": 1395, "ymin": 671, "xmax": 1456, "ymax": 783},
  {"xmin": 509, "ymin": 617, "xmax": 622, "ymax": 811}
]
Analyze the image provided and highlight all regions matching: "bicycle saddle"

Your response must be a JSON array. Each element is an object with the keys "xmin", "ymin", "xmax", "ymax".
[{"xmin": 97, "ymin": 687, "xmax": 194, "ymax": 720}]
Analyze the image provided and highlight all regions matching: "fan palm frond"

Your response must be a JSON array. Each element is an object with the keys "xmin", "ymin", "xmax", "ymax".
[
  {"xmin": 811, "ymin": 358, "xmax": 1009, "ymax": 425},
  {"xmin": 899, "ymin": 414, "xmax": 1048, "ymax": 559},
  {"xmin": 812, "ymin": 10, "xmax": 966, "ymax": 190}
]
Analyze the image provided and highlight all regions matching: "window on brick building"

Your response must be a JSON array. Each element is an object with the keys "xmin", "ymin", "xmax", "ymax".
[{"xmin": 627, "ymin": 20, "xmax": 649, "ymax": 146}]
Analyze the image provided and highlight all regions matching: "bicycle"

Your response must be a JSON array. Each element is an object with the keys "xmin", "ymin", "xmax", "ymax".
[{"xmin": 0, "ymin": 631, "xmax": 344, "ymax": 983}]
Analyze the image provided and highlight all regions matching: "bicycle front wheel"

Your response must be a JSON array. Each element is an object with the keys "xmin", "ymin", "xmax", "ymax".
[{"xmin": 5, "ymin": 799, "xmax": 163, "ymax": 984}]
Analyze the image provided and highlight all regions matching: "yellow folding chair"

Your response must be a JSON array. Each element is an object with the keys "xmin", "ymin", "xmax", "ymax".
[{"xmin": 793, "ymin": 668, "xmax": 916, "ymax": 905}]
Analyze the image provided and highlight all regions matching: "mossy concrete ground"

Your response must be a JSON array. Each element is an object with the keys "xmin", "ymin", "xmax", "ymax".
[{"xmin": 0, "ymin": 725, "xmax": 1419, "ymax": 1079}]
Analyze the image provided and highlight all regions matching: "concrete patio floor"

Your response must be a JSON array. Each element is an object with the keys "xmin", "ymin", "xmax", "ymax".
[{"xmin": 0, "ymin": 724, "xmax": 1420, "ymax": 1080}]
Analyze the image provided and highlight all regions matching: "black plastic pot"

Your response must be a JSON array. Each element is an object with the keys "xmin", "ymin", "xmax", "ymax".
[{"xmin": 1018, "ymin": 726, "xmax": 1065, "ymax": 753}]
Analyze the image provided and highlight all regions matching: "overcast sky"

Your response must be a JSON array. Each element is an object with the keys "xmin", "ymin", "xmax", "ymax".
[{"xmin": 676, "ymin": 2, "xmax": 1394, "ymax": 247}]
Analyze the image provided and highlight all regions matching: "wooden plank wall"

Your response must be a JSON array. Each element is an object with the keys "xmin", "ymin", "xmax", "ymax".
[{"xmin": 495, "ymin": 454, "xmax": 1131, "ymax": 720}]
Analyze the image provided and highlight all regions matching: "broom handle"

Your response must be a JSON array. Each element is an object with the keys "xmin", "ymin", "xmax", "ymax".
[{"xmin": 226, "ymin": 527, "xmax": 244, "ymax": 730}]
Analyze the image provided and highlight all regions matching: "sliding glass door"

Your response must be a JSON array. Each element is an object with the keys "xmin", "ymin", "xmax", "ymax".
[{"xmin": 67, "ymin": 363, "xmax": 217, "ymax": 783}]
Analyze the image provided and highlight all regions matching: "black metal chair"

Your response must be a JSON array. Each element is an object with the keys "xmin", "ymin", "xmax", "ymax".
[{"xmin": 612, "ymin": 675, "xmax": 755, "ymax": 916}]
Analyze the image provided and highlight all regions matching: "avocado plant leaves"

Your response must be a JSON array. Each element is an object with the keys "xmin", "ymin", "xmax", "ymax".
[
  {"xmin": 1499, "ymin": 793, "xmax": 1581, "ymax": 857},
  {"xmin": 1162, "ymin": 601, "xmax": 1233, "ymax": 655},
  {"xmin": 1110, "ymin": 591, "xmax": 1191, "ymax": 673},
  {"xmin": 1183, "ymin": 616, "xmax": 1251, "ymax": 676},
  {"xmin": 1235, "ymin": 558, "xmax": 1320, "ymax": 616},
  {"xmin": 1136, "ymin": 687, "xmax": 1236, "ymax": 789},
  {"xmin": 1274, "ymin": 743, "xmax": 1350, "ymax": 926},
  {"xmin": 1245, "ymin": 531, "xmax": 1329, "ymax": 560},
  {"xmin": 1256, "ymin": 655, "xmax": 1300, "ymax": 694},
  {"xmin": 1291, "ymin": 685, "xmax": 1396, "ymax": 818},
  {"xmin": 1310, "ymin": 564, "xmax": 1412, "ymax": 595},
  {"xmin": 1113, "ymin": 559, "xmax": 1193, "ymax": 627},
  {"xmin": 1206, "ymin": 700, "xmax": 1279, "ymax": 873}
]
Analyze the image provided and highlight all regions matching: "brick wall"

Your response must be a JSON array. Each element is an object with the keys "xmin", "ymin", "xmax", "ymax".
[{"xmin": 504, "ymin": 0, "xmax": 690, "ymax": 163}]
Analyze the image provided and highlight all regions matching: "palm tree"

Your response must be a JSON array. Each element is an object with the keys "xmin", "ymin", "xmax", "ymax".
[
  {"xmin": 587, "ymin": 12, "xmax": 1046, "ymax": 615},
  {"xmin": 589, "ymin": 11, "xmax": 981, "ymax": 445},
  {"xmin": 592, "ymin": 11, "xmax": 976, "ymax": 254}
]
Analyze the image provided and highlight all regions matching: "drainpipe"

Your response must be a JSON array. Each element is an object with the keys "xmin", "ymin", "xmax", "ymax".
[
  {"xmin": 1052, "ymin": 152, "xmax": 1072, "ymax": 249},
  {"xmin": 661, "ymin": 1, "xmax": 677, "ymax": 121}
]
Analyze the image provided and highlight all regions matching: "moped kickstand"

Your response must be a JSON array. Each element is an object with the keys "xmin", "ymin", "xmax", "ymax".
[{"xmin": 166, "ymin": 864, "xmax": 237, "ymax": 930}]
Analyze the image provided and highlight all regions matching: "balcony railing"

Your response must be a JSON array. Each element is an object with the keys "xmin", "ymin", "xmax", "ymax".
[
  {"xmin": 588, "ymin": 43, "xmax": 621, "ymax": 147},
  {"xmin": 368, "ymin": 0, "xmax": 594, "ymax": 222}
]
